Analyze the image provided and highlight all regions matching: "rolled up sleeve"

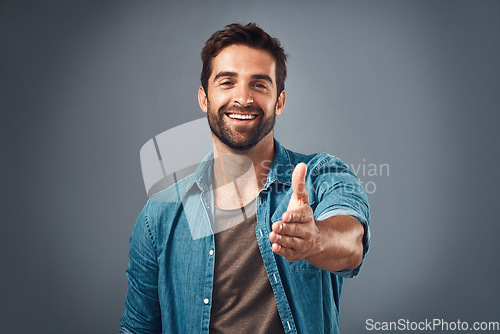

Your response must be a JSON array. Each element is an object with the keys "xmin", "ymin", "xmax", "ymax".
[{"xmin": 311, "ymin": 155, "xmax": 371, "ymax": 278}]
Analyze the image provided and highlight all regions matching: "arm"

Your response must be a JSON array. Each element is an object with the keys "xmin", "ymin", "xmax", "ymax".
[
  {"xmin": 120, "ymin": 202, "xmax": 162, "ymax": 333},
  {"xmin": 268, "ymin": 163, "xmax": 366, "ymax": 272}
]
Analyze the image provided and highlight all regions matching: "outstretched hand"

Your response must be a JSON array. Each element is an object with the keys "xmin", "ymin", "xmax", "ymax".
[{"xmin": 268, "ymin": 163, "xmax": 323, "ymax": 262}]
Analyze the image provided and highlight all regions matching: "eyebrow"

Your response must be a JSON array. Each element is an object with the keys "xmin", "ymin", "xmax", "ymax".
[
  {"xmin": 213, "ymin": 72, "xmax": 273, "ymax": 84},
  {"xmin": 252, "ymin": 74, "xmax": 273, "ymax": 84},
  {"xmin": 214, "ymin": 71, "xmax": 237, "ymax": 81}
]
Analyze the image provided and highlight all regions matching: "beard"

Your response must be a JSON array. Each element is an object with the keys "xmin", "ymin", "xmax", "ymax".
[{"xmin": 206, "ymin": 100, "xmax": 276, "ymax": 151}]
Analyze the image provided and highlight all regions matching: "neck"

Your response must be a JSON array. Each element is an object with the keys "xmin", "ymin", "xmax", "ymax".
[{"xmin": 211, "ymin": 133, "xmax": 275, "ymax": 209}]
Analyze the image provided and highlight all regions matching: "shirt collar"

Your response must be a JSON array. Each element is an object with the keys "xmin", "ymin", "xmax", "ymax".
[
  {"xmin": 185, "ymin": 138, "xmax": 294, "ymax": 193},
  {"xmin": 264, "ymin": 139, "xmax": 293, "ymax": 188}
]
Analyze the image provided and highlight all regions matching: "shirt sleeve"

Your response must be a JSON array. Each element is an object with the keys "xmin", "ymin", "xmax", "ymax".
[
  {"xmin": 311, "ymin": 155, "xmax": 371, "ymax": 278},
  {"xmin": 120, "ymin": 201, "xmax": 162, "ymax": 333}
]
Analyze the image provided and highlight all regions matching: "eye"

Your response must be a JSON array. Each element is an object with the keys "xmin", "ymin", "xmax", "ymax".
[
  {"xmin": 221, "ymin": 81, "xmax": 233, "ymax": 86},
  {"xmin": 253, "ymin": 82, "xmax": 268, "ymax": 89}
]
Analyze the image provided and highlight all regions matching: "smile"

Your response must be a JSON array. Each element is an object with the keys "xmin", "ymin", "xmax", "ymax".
[{"xmin": 227, "ymin": 113, "xmax": 257, "ymax": 120}]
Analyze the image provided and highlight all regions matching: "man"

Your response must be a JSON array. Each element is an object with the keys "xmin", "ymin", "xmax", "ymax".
[{"xmin": 120, "ymin": 23, "xmax": 370, "ymax": 334}]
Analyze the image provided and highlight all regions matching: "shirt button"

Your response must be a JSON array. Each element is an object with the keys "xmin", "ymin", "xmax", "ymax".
[
  {"xmin": 204, "ymin": 298, "xmax": 209, "ymax": 305},
  {"xmin": 209, "ymin": 250, "xmax": 214, "ymax": 256}
]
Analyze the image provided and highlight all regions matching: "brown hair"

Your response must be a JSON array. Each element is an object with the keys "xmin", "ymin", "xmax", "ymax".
[{"xmin": 201, "ymin": 23, "xmax": 288, "ymax": 96}]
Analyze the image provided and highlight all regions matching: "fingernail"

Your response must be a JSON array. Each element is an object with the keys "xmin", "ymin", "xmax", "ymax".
[{"xmin": 279, "ymin": 223, "xmax": 283, "ymax": 232}]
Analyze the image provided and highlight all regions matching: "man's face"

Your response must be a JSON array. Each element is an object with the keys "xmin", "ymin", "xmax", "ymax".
[{"xmin": 198, "ymin": 44, "xmax": 285, "ymax": 151}]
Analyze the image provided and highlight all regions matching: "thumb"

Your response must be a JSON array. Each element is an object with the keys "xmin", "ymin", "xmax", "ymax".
[{"xmin": 291, "ymin": 163, "xmax": 309, "ymax": 205}]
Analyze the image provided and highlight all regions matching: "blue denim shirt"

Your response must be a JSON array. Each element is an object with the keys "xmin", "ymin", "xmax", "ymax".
[{"xmin": 120, "ymin": 140, "xmax": 370, "ymax": 334}]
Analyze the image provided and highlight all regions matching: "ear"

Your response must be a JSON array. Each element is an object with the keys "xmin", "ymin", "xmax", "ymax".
[
  {"xmin": 198, "ymin": 86, "xmax": 208, "ymax": 113},
  {"xmin": 275, "ymin": 90, "xmax": 286, "ymax": 116}
]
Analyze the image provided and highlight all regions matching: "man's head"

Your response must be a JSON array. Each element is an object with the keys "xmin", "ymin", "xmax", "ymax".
[
  {"xmin": 200, "ymin": 23, "xmax": 288, "ymax": 96},
  {"xmin": 198, "ymin": 23, "xmax": 288, "ymax": 152}
]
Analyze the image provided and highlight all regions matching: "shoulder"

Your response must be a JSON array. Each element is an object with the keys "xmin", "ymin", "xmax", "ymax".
[
  {"xmin": 149, "ymin": 173, "xmax": 194, "ymax": 202},
  {"xmin": 142, "ymin": 172, "xmax": 196, "ymax": 225}
]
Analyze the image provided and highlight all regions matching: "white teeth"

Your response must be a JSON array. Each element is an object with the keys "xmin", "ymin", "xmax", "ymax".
[{"xmin": 228, "ymin": 113, "xmax": 256, "ymax": 120}]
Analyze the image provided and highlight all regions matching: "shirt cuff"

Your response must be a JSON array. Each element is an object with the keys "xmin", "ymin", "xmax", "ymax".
[{"xmin": 316, "ymin": 208, "xmax": 371, "ymax": 278}]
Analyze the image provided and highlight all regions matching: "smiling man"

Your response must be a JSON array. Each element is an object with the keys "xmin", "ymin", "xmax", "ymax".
[
  {"xmin": 203, "ymin": 44, "xmax": 281, "ymax": 152},
  {"xmin": 120, "ymin": 23, "xmax": 370, "ymax": 334}
]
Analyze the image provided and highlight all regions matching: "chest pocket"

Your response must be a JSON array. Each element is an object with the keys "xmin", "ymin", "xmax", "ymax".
[{"xmin": 286, "ymin": 259, "xmax": 321, "ymax": 274}]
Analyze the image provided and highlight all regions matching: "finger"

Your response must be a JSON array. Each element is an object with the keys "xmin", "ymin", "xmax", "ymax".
[
  {"xmin": 282, "ymin": 206, "xmax": 314, "ymax": 223},
  {"xmin": 269, "ymin": 230, "xmax": 280, "ymax": 244},
  {"xmin": 271, "ymin": 221, "xmax": 284, "ymax": 234},
  {"xmin": 269, "ymin": 230, "xmax": 291, "ymax": 246},
  {"xmin": 269, "ymin": 230, "xmax": 306, "ymax": 252},
  {"xmin": 272, "ymin": 221, "xmax": 306, "ymax": 240},
  {"xmin": 274, "ymin": 233, "xmax": 306, "ymax": 251},
  {"xmin": 291, "ymin": 163, "xmax": 309, "ymax": 205},
  {"xmin": 269, "ymin": 229, "xmax": 303, "ymax": 246},
  {"xmin": 271, "ymin": 243, "xmax": 302, "ymax": 262}
]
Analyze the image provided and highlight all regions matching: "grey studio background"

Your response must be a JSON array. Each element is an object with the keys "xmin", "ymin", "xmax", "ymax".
[{"xmin": 1, "ymin": 0, "xmax": 499, "ymax": 333}]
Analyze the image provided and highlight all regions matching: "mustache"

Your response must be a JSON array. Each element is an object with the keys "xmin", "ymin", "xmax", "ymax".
[{"xmin": 219, "ymin": 104, "xmax": 264, "ymax": 115}]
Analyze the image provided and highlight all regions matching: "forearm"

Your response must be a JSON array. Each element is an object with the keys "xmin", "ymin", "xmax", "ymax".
[{"xmin": 305, "ymin": 215, "xmax": 365, "ymax": 272}]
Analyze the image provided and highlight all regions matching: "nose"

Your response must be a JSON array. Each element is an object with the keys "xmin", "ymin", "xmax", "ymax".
[{"xmin": 233, "ymin": 84, "xmax": 253, "ymax": 106}]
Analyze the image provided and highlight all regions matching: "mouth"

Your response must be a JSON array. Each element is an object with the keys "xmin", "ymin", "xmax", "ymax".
[{"xmin": 226, "ymin": 113, "xmax": 258, "ymax": 121}]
